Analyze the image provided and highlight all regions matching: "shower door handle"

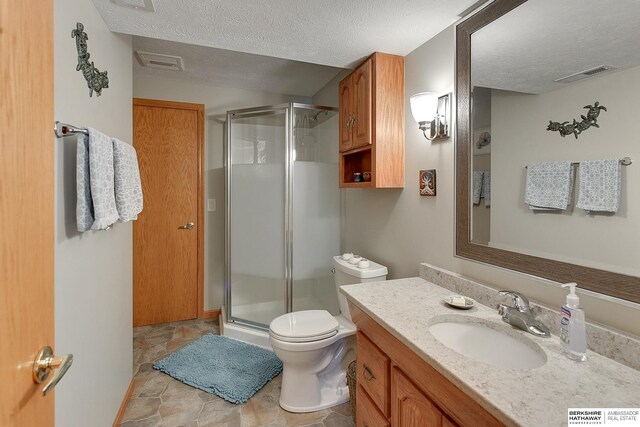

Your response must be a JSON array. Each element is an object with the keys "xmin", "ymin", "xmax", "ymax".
[{"xmin": 178, "ymin": 222, "xmax": 195, "ymax": 230}]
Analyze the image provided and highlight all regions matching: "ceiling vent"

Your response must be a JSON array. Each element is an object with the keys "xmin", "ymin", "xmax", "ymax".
[
  {"xmin": 112, "ymin": 0, "xmax": 155, "ymax": 12},
  {"xmin": 554, "ymin": 65, "xmax": 616, "ymax": 84},
  {"xmin": 136, "ymin": 51, "xmax": 185, "ymax": 71}
]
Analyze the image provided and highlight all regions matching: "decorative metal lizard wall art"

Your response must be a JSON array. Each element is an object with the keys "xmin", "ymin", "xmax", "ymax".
[
  {"xmin": 546, "ymin": 102, "xmax": 606, "ymax": 139},
  {"xmin": 71, "ymin": 22, "xmax": 109, "ymax": 97}
]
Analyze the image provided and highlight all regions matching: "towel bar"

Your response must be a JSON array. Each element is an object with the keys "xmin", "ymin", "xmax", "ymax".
[
  {"xmin": 54, "ymin": 121, "xmax": 88, "ymax": 138},
  {"xmin": 524, "ymin": 157, "xmax": 632, "ymax": 168}
]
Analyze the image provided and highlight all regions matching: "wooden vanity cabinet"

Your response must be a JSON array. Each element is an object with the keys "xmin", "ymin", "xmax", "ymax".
[
  {"xmin": 339, "ymin": 52, "xmax": 404, "ymax": 188},
  {"xmin": 350, "ymin": 303, "xmax": 504, "ymax": 427}
]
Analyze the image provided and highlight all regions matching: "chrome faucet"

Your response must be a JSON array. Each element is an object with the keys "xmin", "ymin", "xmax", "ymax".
[{"xmin": 497, "ymin": 291, "xmax": 550, "ymax": 337}]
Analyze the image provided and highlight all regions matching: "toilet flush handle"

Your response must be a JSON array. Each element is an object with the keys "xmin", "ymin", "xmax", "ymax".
[{"xmin": 331, "ymin": 268, "xmax": 335, "ymax": 274}]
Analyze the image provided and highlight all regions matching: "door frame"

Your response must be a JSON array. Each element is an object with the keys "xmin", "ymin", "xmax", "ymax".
[{"xmin": 132, "ymin": 98, "xmax": 208, "ymax": 319}]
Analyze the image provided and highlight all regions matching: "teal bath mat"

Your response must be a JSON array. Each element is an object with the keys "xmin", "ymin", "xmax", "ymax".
[{"xmin": 154, "ymin": 334, "xmax": 282, "ymax": 404}]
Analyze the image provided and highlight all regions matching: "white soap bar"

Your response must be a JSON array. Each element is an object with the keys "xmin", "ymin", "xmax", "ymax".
[
  {"xmin": 451, "ymin": 296, "xmax": 467, "ymax": 305},
  {"xmin": 342, "ymin": 252, "xmax": 353, "ymax": 260},
  {"xmin": 349, "ymin": 256, "xmax": 362, "ymax": 265}
]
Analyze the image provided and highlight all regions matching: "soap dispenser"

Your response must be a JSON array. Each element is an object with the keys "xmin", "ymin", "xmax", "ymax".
[{"xmin": 560, "ymin": 283, "xmax": 587, "ymax": 361}]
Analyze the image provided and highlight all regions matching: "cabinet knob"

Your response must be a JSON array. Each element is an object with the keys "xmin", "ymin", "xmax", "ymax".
[{"xmin": 347, "ymin": 113, "xmax": 356, "ymax": 129}]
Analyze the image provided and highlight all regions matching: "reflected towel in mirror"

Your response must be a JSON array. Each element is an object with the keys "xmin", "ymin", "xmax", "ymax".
[
  {"xmin": 525, "ymin": 161, "xmax": 574, "ymax": 211},
  {"xmin": 473, "ymin": 171, "xmax": 484, "ymax": 204},
  {"xmin": 482, "ymin": 171, "xmax": 491, "ymax": 207},
  {"xmin": 473, "ymin": 171, "xmax": 491, "ymax": 207},
  {"xmin": 576, "ymin": 159, "xmax": 621, "ymax": 213}
]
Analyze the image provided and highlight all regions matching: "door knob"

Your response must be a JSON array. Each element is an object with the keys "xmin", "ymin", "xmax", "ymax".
[
  {"xmin": 178, "ymin": 222, "xmax": 195, "ymax": 230},
  {"xmin": 33, "ymin": 346, "xmax": 73, "ymax": 395}
]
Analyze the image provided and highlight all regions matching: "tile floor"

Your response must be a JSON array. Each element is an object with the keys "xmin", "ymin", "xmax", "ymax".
[{"xmin": 120, "ymin": 318, "xmax": 355, "ymax": 427}]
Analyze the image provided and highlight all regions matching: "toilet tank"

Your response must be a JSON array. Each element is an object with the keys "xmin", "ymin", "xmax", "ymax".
[{"xmin": 332, "ymin": 255, "xmax": 388, "ymax": 321}]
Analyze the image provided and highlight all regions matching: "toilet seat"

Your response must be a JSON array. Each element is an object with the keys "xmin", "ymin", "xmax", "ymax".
[{"xmin": 269, "ymin": 310, "xmax": 339, "ymax": 343}]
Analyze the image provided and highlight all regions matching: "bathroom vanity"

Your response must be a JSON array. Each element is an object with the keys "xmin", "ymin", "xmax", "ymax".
[
  {"xmin": 342, "ymin": 277, "xmax": 640, "ymax": 427},
  {"xmin": 352, "ymin": 304, "xmax": 500, "ymax": 427}
]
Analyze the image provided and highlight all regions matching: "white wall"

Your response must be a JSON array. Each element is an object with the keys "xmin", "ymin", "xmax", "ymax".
[
  {"xmin": 313, "ymin": 26, "xmax": 640, "ymax": 337},
  {"xmin": 489, "ymin": 65, "xmax": 640, "ymax": 277},
  {"xmin": 54, "ymin": 1, "xmax": 133, "ymax": 425},
  {"xmin": 133, "ymin": 75, "xmax": 307, "ymax": 310}
]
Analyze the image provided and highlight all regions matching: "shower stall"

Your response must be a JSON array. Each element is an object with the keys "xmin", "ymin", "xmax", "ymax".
[{"xmin": 222, "ymin": 103, "xmax": 341, "ymax": 347}]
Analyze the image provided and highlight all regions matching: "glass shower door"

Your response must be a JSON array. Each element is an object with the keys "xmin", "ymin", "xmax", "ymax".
[
  {"xmin": 227, "ymin": 108, "xmax": 288, "ymax": 327},
  {"xmin": 291, "ymin": 106, "xmax": 341, "ymax": 315}
]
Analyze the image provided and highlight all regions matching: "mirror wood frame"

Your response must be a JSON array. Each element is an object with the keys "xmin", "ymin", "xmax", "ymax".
[{"xmin": 455, "ymin": 0, "xmax": 640, "ymax": 304}]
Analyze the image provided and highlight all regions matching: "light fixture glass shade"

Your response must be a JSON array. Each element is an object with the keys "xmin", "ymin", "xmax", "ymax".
[{"xmin": 410, "ymin": 92, "xmax": 438, "ymax": 123}]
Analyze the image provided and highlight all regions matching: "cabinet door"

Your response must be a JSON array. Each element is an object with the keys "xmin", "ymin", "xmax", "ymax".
[
  {"xmin": 392, "ymin": 367, "xmax": 445, "ymax": 427},
  {"xmin": 339, "ymin": 75, "xmax": 353, "ymax": 152},
  {"xmin": 352, "ymin": 58, "xmax": 372, "ymax": 149},
  {"xmin": 357, "ymin": 385, "xmax": 391, "ymax": 427}
]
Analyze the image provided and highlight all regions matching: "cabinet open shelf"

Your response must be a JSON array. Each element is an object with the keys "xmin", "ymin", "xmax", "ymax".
[{"xmin": 340, "ymin": 147, "xmax": 372, "ymax": 186}]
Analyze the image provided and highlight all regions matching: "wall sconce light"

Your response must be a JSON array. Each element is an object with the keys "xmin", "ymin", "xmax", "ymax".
[{"xmin": 410, "ymin": 92, "xmax": 451, "ymax": 140}]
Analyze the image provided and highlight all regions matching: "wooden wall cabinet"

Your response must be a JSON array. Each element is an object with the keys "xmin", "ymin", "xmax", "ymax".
[
  {"xmin": 339, "ymin": 52, "xmax": 405, "ymax": 188},
  {"xmin": 351, "ymin": 304, "xmax": 504, "ymax": 427}
]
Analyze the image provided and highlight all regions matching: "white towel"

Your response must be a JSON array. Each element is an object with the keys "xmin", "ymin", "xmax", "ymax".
[
  {"xmin": 88, "ymin": 128, "xmax": 119, "ymax": 230},
  {"xmin": 473, "ymin": 171, "xmax": 484, "ymax": 204},
  {"xmin": 113, "ymin": 138, "xmax": 143, "ymax": 222},
  {"xmin": 525, "ymin": 161, "xmax": 574, "ymax": 210},
  {"xmin": 482, "ymin": 171, "xmax": 491, "ymax": 207},
  {"xmin": 576, "ymin": 159, "xmax": 621, "ymax": 213},
  {"xmin": 76, "ymin": 134, "xmax": 94, "ymax": 232}
]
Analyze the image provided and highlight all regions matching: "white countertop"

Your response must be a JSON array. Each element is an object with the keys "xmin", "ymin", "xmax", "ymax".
[{"xmin": 340, "ymin": 277, "xmax": 640, "ymax": 427}]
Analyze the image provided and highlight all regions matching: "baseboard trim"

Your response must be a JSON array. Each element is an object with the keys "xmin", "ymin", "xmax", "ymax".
[
  {"xmin": 200, "ymin": 308, "xmax": 221, "ymax": 319},
  {"xmin": 112, "ymin": 378, "xmax": 135, "ymax": 426}
]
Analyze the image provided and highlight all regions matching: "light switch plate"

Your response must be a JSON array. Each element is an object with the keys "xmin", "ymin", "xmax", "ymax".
[{"xmin": 207, "ymin": 199, "xmax": 216, "ymax": 212}]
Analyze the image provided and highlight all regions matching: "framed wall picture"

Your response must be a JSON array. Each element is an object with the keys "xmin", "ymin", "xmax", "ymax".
[{"xmin": 419, "ymin": 169, "xmax": 436, "ymax": 196}]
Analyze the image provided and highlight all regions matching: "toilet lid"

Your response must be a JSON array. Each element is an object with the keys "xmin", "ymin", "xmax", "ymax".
[{"xmin": 269, "ymin": 310, "xmax": 339, "ymax": 342}]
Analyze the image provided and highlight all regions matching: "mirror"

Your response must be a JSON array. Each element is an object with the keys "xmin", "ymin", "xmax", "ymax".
[{"xmin": 456, "ymin": 0, "xmax": 640, "ymax": 303}]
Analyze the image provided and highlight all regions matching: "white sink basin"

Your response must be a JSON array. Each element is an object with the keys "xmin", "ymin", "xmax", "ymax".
[{"xmin": 428, "ymin": 315, "xmax": 547, "ymax": 370}]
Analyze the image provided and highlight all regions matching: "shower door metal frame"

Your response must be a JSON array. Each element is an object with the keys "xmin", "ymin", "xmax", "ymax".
[{"xmin": 224, "ymin": 103, "xmax": 339, "ymax": 330}]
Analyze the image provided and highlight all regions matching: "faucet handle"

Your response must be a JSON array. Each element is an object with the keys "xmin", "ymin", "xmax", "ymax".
[{"xmin": 498, "ymin": 291, "xmax": 531, "ymax": 312}]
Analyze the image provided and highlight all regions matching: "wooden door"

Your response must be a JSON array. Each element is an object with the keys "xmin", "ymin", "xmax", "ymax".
[
  {"xmin": 133, "ymin": 99, "xmax": 204, "ymax": 326},
  {"xmin": 339, "ymin": 75, "xmax": 353, "ymax": 152},
  {"xmin": 392, "ymin": 367, "xmax": 445, "ymax": 427},
  {"xmin": 1, "ymin": 0, "xmax": 56, "ymax": 424},
  {"xmin": 352, "ymin": 58, "xmax": 372, "ymax": 149}
]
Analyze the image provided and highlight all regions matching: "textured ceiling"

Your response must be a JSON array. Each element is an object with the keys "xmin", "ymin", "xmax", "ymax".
[
  {"xmin": 133, "ymin": 37, "xmax": 343, "ymax": 97},
  {"xmin": 472, "ymin": 0, "xmax": 640, "ymax": 94},
  {"xmin": 93, "ymin": 0, "xmax": 477, "ymax": 68}
]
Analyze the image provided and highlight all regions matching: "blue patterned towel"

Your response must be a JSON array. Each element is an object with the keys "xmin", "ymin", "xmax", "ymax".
[
  {"xmin": 154, "ymin": 334, "xmax": 282, "ymax": 404},
  {"xmin": 76, "ymin": 133, "xmax": 94, "ymax": 232},
  {"xmin": 87, "ymin": 128, "xmax": 119, "ymax": 230},
  {"xmin": 576, "ymin": 159, "xmax": 621, "ymax": 213},
  {"xmin": 112, "ymin": 138, "xmax": 143, "ymax": 222}
]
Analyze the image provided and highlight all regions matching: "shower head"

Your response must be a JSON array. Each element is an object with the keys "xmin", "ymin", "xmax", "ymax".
[{"xmin": 310, "ymin": 110, "xmax": 329, "ymax": 122}]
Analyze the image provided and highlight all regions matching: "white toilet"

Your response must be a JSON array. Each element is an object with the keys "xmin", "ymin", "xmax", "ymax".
[{"xmin": 269, "ymin": 255, "xmax": 388, "ymax": 413}]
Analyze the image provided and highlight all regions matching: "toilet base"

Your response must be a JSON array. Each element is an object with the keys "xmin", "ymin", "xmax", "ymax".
[
  {"xmin": 279, "ymin": 382, "xmax": 350, "ymax": 413},
  {"xmin": 275, "ymin": 335, "xmax": 355, "ymax": 413}
]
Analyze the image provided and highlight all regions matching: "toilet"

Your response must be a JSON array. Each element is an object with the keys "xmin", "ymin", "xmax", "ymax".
[{"xmin": 269, "ymin": 255, "xmax": 388, "ymax": 413}]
